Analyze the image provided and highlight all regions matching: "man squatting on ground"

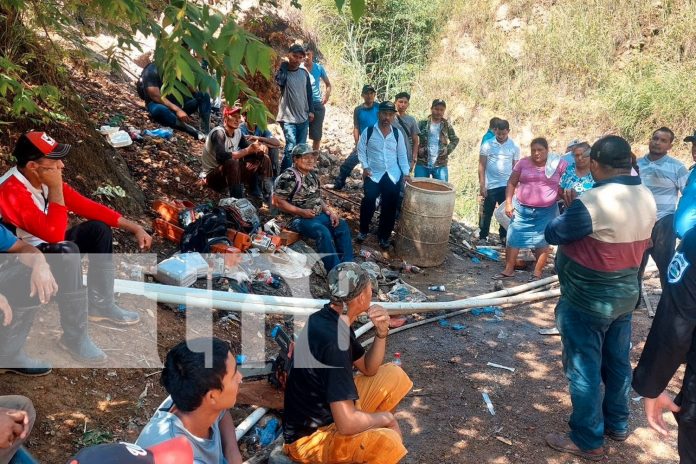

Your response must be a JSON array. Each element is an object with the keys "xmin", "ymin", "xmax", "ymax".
[
  {"xmin": 201, "ymin": 106, "xmax": 273, "ymax": 204},
  {"xmin": 356, "ymin": 101, "xmax": 410, "ymax": 250},
  {"xmin": 276, "ymin": 44, "xmax": 314, "ymax": 172},
  {"xmin": 273, "ymin": 144, "xmax": 353, "ymax": 273},
  {"xmin": 544, "ymin": 135, "xmax": 656, "ymax": 461},
  {"xmin": 0, "ymin": 131, "xmax": 153, "ymax": 364},
  {"xmin": 329, "ymin": 84, "xmax": 379, "ymax": 190},
  {"xmin": 283, "ymin": 262, "xmax": 413, "ymax": 463},
  {"xmin": 633, "ymin": 163, "xmax": 696, "ymax": 464}
]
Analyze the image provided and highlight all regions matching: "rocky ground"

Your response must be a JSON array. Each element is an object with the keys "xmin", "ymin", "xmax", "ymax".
[{"xmin": 0, "ymin": 69, "xmax": 681, "ymax": 463}]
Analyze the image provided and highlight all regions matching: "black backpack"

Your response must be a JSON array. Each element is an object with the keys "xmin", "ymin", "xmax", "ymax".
[{"xmin": 180, "ymin": 208, "xmax": 231, "ymax": 253}]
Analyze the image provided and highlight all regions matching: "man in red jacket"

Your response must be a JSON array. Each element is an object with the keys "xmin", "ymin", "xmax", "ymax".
[{"xmin": 0, "ymin": 132, "xmax": 152, "ymax": 336}]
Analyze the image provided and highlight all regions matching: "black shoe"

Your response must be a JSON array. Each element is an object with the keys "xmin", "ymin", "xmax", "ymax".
[
  {"xmin": 59, "ymin": 336, "xmax": 107, "ymax": 365},
  {"xmin": 0, "ymin": 351, "xmax": 52, "ymax": 377},
  {"xmin": 605, "ymin": 429, "xmax": 629, "ymax": 442},
  {"xmin": 379, "ymin": 238, "xmax": 391, "ymax": 250},
  {"xmin": 330, "ymin": 179, "xmax": 345, "ymax": 190},
  {"xmin": 356, "ymin": 232, "xmax": 368, "ymax": 243},
  {"xmin": 89, "ymin": 305, "xmax": 140, "ymax": 325}
]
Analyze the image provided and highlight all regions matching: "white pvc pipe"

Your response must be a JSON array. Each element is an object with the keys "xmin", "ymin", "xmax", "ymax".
[
  {"xmin": 114, "ymin": 274, "xmax": 559, "ymax": 310},
  {"xmin": 235, "ymin": 407, "xmax": 269, "ymax": 441}
]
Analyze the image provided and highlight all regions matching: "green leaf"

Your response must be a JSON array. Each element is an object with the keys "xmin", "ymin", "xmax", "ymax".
[
  {"xmin": 335, "ymin": 0, "xmax": 346, "ymax": 10},
  {"xmin": 350, "ymin": 0, "xmax": 365, "ymax": 21},
  {"xmin": 222, "ymin": 77, "xmax": 241, "ymax": 107},
  {"xmin": 245, "ymin": 41, "xmax": 260, "ymax": 75}
]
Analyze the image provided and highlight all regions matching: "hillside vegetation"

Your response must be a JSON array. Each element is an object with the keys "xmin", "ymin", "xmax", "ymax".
[{"xmin": 303, "ymin": 0, "xmax": 696, "ymax": 223}]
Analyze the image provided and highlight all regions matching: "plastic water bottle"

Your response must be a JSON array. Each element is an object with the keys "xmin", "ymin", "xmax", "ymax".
[
  {"xmin": 143, "ymin": 127, "xmax": 173, "ymax": 139},
  {"xmin": 393, "ymin": 352, "xmax": 402, "ymax": 366},
  {"xmin": 428, "ymin": 285, "xmax": 446, "ymax": 292}
]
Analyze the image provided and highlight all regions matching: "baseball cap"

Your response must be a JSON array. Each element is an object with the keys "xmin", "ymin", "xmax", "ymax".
[
  {"xmin": 288, "ymin": 44, "xmax": 306, "ymax": 55},
  {"xmin": 378, "ymin": 101, "xmax": 397, "ymax": 113},
  {"xmin": 327, "ymin": 262, "xmax": 371, "ymax": 303},
  {"xmin": 684, "ymin": 130, "xmax": 696, "ymax": 143},
  {"xmin": 431, "ymin": 99, "xmax": 446, "ymax": 108},
  {"xmin": 566, "ymin": 138, "xmax": 585, "ymax": 152},
  {"xmin": 590, "ymin": 135, "xmax": 633, "ymax": 169},
  {"xmin": 291, "ymin": 143, "xmax": 317, "ymax": 158},
  {"xmin": 361, "ymin": 84, "xmax": 376, "ymax": 95},
  {"xmin": 13, "ymin": 131, "xmax": 71, "ymax": 166},
  {"xmin": 66, "ymin": 437, "xmax": 193, "ymax": 464},
  {"xmin": 223, "ymin": 106, "xmax": 241, "ymax": 117}
]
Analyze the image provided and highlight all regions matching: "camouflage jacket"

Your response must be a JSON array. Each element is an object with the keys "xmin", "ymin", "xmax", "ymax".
[
  {"xmin": 273, "ymin": 167, "xmax": 323, "ymax": 224},
  {"xmin": 417, "ymin": 117, "xmax": 459, "ymax": 168}
]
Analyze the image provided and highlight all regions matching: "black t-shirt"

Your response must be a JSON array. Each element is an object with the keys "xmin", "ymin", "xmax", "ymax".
[
  {"xmin": 283, "ymin": 304, "xmax": 366, "ymax": 443},
  {"xmin": 140, "ymin": 63, "xmax": 163, "ymax": 104}
]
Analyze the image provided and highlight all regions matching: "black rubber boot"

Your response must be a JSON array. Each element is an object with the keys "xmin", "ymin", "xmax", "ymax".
[
  {"xmin": 174, "ymin": 119, "xmax": 204, "ymax": 139},
  {"xmin": 262, "ymin": 177, "xmax": 274, "ymax": 207},
  {"xmin": 88, "ymin": 263, "xmax": 140, "ymax": 325},
  {"xmin": 57, "ymin": 288, "xmax": 107, "ymax": 365},
  {"xmin": 0, "ymin": 305, "xmax": 52, "ymax": 376}
]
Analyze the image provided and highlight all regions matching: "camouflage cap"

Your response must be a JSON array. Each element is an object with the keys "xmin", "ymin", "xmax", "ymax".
[
  {"xmin": 327, "ymin": 262, "xmax": 371, "ymax": 302},
  {"xmin": 291, "ymin": 143, "xmax": 317, "ymax": 158}
]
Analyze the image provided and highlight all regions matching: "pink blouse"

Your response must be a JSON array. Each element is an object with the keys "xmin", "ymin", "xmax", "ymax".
[{"xmin": 513, "ymin": 157, "xmax": 567, "ymax": 208}]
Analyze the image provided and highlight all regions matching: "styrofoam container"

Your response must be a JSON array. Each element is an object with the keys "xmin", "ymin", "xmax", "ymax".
[{"xmin": 108, "ymin": 130, "xmax": 133, "ymax": 148}]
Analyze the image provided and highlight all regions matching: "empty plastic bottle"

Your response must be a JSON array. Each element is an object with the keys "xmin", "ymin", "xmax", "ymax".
[
  {"xmin": 393, "ymin": 352, "xmax": 402, "ymax": 366},
  {"xmin": 428, "ymin": 285, "xmax": 446, "ymax": 292}
]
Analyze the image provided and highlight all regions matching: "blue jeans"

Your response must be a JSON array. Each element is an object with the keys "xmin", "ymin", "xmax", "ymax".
[
  {"xmin": 555, "ymin": 299, "xmax": 632, "ymax": 450},
  {"xmin": 414, "ymin": 164, "xmax": 448, "ymax": 181},
  {"xmin": 289, "ymin": 213, "xmax": 354, "ymax": 273},
  {"xmin": 146, "ymin": 91, "xmax": 211, "ymax": 132},
  {"xmin": 280, "ymin": 120, "xmax": 309, "ymax": 171}
]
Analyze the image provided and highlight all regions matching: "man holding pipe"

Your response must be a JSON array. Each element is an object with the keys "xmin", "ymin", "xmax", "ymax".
[{"xmin": 283, "ymin": 262, "xmax": 412, "ymax": 464}]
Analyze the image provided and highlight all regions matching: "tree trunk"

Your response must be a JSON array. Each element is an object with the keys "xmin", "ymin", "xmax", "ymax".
[{"xmin": 0, "ymin": 6, "xmax": 145, "ymax": 216}]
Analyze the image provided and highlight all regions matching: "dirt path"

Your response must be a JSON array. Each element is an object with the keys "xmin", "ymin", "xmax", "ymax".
[{"xmin": 385, "ymin": 252, "xmax": 680, "ymax": 463}]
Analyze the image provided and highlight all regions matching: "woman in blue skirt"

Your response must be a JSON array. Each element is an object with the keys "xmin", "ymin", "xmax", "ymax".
[{"xmin": 493, "ymin": 137, "xmax": 567, "ymax": 281}]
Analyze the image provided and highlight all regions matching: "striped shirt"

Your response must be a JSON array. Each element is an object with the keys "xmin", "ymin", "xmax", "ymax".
[{"xmin": 637, "ymin": 154, "xmax": 689, "ymax": 220}]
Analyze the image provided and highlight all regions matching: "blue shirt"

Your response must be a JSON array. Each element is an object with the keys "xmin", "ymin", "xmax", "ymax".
[
  {"xmin": 308, "ymin": 62, "xmax": 328, "ymax": 103},
  {"xmin": 481, "ymin": 129, "xmax": 495, "ymax": 146},
  {"xmin": 357, "ymin": 124, "xmax": 410, "ymax": 184},
  {"xmin": 353, "ymin": 104, "xmax": 380, "ymax": 135},
  {"xmin": 0, "ymin": 224, "xmax": 17, "ymax": 252},
  {"xmin": 239, "ymin": 123, "xmax": 272, "ymax": 139}
]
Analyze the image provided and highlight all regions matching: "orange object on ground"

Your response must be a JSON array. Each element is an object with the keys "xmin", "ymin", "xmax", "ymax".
[
  {"xmin": 209, "ymin": 244, "xmax": 242, "ymax": 267},
  {"xmin": 226, "ymin": 229, "xmax": 252, "ymax": 252},
  {"xmin": 152, "ymin": 199, "xmax": 194, "ymax": 226},
  {"xmin": 284, "ymin": 363, "xmax": 412, "ymax": 464},
  {"xmin": 153, "ymin": 218, "xmax": 184, "ymax": 242},
  {"xmin": 280, "ymin": 229, "xmax": 301, "ymax": 246}
]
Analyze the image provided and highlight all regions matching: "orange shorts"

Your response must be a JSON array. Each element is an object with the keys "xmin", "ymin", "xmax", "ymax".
[{"xmin": 284, "ymin": 363, "xmax": 413, "ymax": 464}]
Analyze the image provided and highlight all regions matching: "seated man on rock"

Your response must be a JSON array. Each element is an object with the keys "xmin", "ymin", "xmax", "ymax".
[
  {"xmin": 139, "ymin": 59, "xmax": 211, "ymax": 139},
  {"xmin": 0, "ymin": 131, "xmax": 152, "ymax": 333},
  {"xmin": 202, "ymin": 106, "xmax": 273, "ymax": 204},
  {"xmin": 273, "ymin": 144, "xmax": 353, "ymax": 273},
  {"xmin": 283, "ymin": 262, "xmax": 412, "ymax": 464},
  {"xmin": 136, "ymin": 338, "xmax": 243, "ymax": 464},
  {"xmin": 0, "ymin": 222, "xmax": 69, "ymax": 373},
  {"xmin": 0, "ymin": 395, "xmax": 37, "ymax": 464}
]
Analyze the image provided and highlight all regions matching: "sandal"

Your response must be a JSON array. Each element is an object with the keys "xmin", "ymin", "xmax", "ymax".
[
  {"xmin": 492, "ymin": 272, "xmax": 515, "ymax": 280},
  {"xmin": 528, "ymin": 274, "xmax": 541, "ymax": 282}
]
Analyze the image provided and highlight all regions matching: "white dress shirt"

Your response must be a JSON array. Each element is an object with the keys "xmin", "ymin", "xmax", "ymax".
[{"xmin": 357, "ymin": 123, "xmax": 409, "ymax": 184}]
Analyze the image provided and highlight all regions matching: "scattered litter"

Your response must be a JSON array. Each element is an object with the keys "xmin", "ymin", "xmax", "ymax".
[
  {"xmin": 496, "ymin": 436, "xmax": 513, "ymax": 446},
  {"xmin": 143, "ymin": 127, "xmax": 174, "ymax": 139},
  {"xmin": 236, "ymin": 354, "xmax": 248, "ymax": 365},
  {"xmin": 449, "ymin": 356, "xmax": 462, "ymax": 364},
  {"xmin": 138, "ymin": 384, "xmax": 149, "ymax": 401},
  {"xmin": 428, "ymin": 285, "xmax": 446, "ymax": 292},
  {"xmin": 471, "ymin": 306, "xmax": 504, "ymax": 317},
  {"xmin": 482, "ymin": 392, "xmax": 496, "ymax": 415},
  {"xmin": 487, "ymin": 362, "xmax": 516, "ymax": 373},
  {"xmin": 220, "ymin": 314, "xmax": 240, "ymax": 323},
  {"xmin": 451, "ymin": 324, "xmax": 466, "ymax": 331},
  {"xmin": 257, "ymin": 417, "xmax": 281, "ymax": 447},
  {"xmin": 438, "ymin": 320, "xmax": 449, "ymax": 327},
  {"xmin": 538, "ymin": 327, "xmax": 560, "ymax": 335},
  {"xmin": 106, "ymin": 130, "xmax": 133, "ymax": 147},
  {"xmin": 401, "ymin": 262, "xmax": 422, "ymax": 273},
  {"xmin": 263, "ymin": 219, "xmax": 282, "ymax": 235},
  {"xmin": 253, "ymin": 270, "xmax": 282, "ymax": 289},
  {"xmin": 387, "ymin": 280, "xmax": 427, "ymax": 303},
  {"xmin": 497, "ymin": 329, "xmax": 508, "ymax": 339},
  {"xmin": 156, "ymin": 253, "xmax": 209, "ymax": 287},
  {"xmin": 94, "ymin": 185, "xmax": 126, "ymax": 199},
  {"xmin": 632, "ymin": 396, "xmax": 643, "ymax": 402},
  {"xmin": 462, "ymin": 240, "xmax": 474, "ymax": 250},
  {"xmin": 477, "ymin": 248, "xmax": 500, "ymax": 261},
  {"xmin": 471, "ymin": 257, "xmax": 481, "ymax": 264},
  {"xmin": 381, "ymin": 268, "xmax": 400, "ymax": 281}
]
